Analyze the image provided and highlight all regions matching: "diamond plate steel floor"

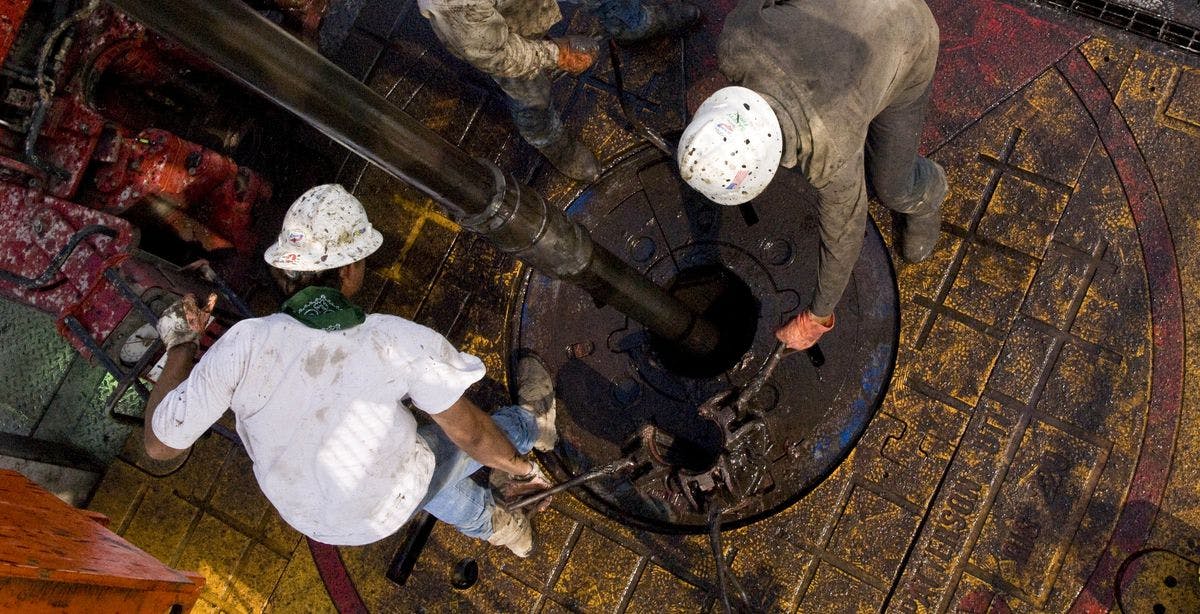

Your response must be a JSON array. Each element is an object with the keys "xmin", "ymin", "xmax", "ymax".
[
  {"xmin": 0, "ymin": 300, "xmax": 75, "ymax": 434},
  {"xmin": 68, "ymin": 0, "xmax": 1200, "ymax": 612},
  {"xmin": 0, "ymin": 298, "xmax": 136, "ymax": 467}
]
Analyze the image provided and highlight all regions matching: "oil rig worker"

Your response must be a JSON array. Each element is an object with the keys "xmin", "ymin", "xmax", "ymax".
[
  {"xmin": 142, "ymin": 184, "xmax": 559, "ymax": 557},
  {"xmin": 417, "ymin": 0, "xmax": 700, "ymax": 182},
  {"xmin": 677, "ymin": 0, "xmax": 946, "ymax": 351}
]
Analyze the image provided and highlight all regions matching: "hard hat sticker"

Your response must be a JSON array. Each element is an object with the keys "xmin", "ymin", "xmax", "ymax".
[{"xmin": 725, "ymin": 169, "xmax": 750, "ymax": 190}]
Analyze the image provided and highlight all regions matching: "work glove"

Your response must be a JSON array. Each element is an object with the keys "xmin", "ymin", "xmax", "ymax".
[
  {"xmin": 553, "ymin": 36, "xmax": 600, "ymax": 75},
  {"xmin": 156, "ymin": 293, "xmax": 217, "ymax": 350},
  {"xmin": 491, "ymin": 460, "xmax": 554, "ymax": 511},
  {"xmin": 775, "ymin": 310, "xmax": 834, "ymax": 351}
]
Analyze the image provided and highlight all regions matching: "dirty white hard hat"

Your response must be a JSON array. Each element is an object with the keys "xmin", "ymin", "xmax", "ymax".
[
  {"xmin": 678, "ymin": 86, "xmax": 783, "ymax": 206},
  {"xmin": 263, "ymin": 184, "xmax": 383, "ymax": 271}
]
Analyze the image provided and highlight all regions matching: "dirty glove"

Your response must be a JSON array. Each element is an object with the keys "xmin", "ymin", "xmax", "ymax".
[
  {"xmin": 156, "ymin": 293, "xmax": 217, "ymax": 350},
  {"xmin": 775, "ymin": 310, "xmax": 834, "ymax": 351},
  {"xmin": 553, "ymin": 36, "xmax": 600, "ymax": 75},
  {"xmin": 491, "ymin": 460, "xmax": 554, "ymax": 511}
]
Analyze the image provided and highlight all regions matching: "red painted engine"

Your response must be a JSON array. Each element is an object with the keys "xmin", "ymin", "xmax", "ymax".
[{"xmin": 0, "ymin": 0, "xmax": 326, "ymax": 408}]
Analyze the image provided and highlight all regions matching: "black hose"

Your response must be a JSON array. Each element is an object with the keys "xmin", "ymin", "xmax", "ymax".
[
  {"xmin": 707, "ymin": 507, "xmax": 759, "ymax": 614},
  {"xmin": 607, "ymin": 39, "xmax": 674, "ymax": 157},
  {"xmin": 24, "ymin": 0, "xmax": 101, "ymax": 179}
]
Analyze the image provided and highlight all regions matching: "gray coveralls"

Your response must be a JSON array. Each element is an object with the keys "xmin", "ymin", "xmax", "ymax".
[
  {"xmin": 719, "ymin": 0, "xmax": 942, "ymax": 317},
  {"xmin": 418, "ymin": 0, "xmax": 650, "ymax": 147}
]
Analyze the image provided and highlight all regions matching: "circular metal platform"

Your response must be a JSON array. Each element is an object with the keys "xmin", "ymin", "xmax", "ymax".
[{"xmin": 514, "ymin": 145, "xmax": 899, "ymax": 532}]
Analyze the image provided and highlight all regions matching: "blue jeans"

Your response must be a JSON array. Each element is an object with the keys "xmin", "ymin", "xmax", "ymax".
[
  {"xmin": 417, "ymin": 405, "xmax": 537, "ymax": 538},
  {"xmin": 568, "ymin": 0, "xmax": 648, "ymax": 36}
]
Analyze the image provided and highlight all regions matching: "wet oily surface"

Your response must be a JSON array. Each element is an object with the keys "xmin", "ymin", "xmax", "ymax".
[
  {"xmin": 515, "ymin": 146, "xmax": 897, "ymax": 532},
  {"xmin": 77, "ymin": 0, "xmax": 1200, "ymax": 612}
]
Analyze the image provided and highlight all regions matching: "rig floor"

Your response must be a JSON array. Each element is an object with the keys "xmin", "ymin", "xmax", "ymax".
[{"xmin": 6, "ymin": 0, "xmax": 1200, "ymax": 611}]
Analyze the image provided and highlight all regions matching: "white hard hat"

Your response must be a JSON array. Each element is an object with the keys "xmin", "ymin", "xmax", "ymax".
[
  {"xmin": 678, "ymin": 86, "xmax": 783, "ymax": 206},
  {"xmin": 263, "ymin": 184, "xmax": 383, "ymax": 271}
]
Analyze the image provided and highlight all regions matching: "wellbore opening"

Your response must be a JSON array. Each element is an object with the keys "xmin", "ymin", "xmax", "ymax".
[
  {"xmin": 648, "ymin": 263, "xmax": 759, "ymax": 380},
  {"xmin": 630, "ymin": 263, "xmax": 761, "ymax": 475}
]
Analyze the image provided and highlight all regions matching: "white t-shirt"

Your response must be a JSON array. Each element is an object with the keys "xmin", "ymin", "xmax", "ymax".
[{"xmin": 152, "ymin": 313, "xmax": 486, "ymax": 545}]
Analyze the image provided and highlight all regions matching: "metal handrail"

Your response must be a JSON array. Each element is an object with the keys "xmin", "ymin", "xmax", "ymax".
[{"xmin": 0, "ymin": 224, "xmax": 118, "ymax": 289}]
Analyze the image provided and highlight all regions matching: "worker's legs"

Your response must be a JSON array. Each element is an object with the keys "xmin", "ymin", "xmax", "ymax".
[
  {"xmin": 417, "ymin": 405, "xmax": 537, "ymax": 538},
  {"xmin": 494, "ymin": 73, "xmax": 600, "ymax": 181},
  {"xmin": 496, "ymin": 73, "xmax": 560, "ymax": 149},
  {"xmin": 566, "ymin": 0, "xmax": 699, "ymax": 43},
  {"xmin": 570, "ymin": 0, "xmax": 648, "ymax": 35},
  {"xmin": 865, "ymin": 84, "xmax": 946, "ymax": 262}
]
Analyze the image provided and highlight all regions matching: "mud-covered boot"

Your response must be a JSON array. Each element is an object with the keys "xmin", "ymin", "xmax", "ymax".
[
  {"xmin": 901, "ymin": 160, "xmax": 948, "ymax": 263},
  {"xmin": 487, "ymin": 506, "xmax": 533, "ymax": 557},
  {"xmin": 534, "ymin": 135, "xmax": 600, "ymax": 182},
  {"xmin": 612, "ymin": 2, "xmax": 701, "ymax": 44},
  {"xmin": 516, "ymin": 354, "xmax": 558, "ymax": 451}
]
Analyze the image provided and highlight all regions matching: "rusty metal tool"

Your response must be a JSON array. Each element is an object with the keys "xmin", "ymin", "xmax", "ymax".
[
  {"xmin": 608, "ymin": 39, "xmax": 674, "ymax": 157},
  {"xmin": 503, "ymin": 456, "xmax": 641, "ymax": 511},
  {"xmin": 734, "ymin": 341, "xmax": 792, "ymax": 414},
  {"xmin": 732, "ymin": 339, "xmax": 824, "ymax": 414}
]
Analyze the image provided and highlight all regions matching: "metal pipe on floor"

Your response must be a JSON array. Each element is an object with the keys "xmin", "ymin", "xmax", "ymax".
[{"xmin": 104, "ymin": 0, "xmax": 719, "ymax": 356}]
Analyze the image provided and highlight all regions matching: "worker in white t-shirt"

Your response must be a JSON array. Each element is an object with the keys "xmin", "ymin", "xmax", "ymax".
[{"xmin": 142, "ymin": 184, "xmax": 557, "ymax": 556}]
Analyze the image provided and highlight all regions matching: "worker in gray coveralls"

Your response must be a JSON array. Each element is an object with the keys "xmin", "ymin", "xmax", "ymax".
[{"xmin": 678, "ymin": 0, "xmax": 946, "ymax": 351}]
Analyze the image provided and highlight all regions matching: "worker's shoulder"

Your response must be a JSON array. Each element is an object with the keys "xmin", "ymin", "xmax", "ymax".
[
  {"xmin": 361, "ymin": 312, "xmax": 444, "ymax": 337},
  {"xmin": 213, "ymin": 313, "xmax": 297, "ymax": 345},
  {"xmin": 726, "ymin": 0, "xmax": 934, "ymax": 31},
  {"xmin": 227, "ymin": 312, "xmax": 290, "ymax": 331},
  {"xmin": 415, "ymin": 0, "xmax": 493, "ymax": 14}
]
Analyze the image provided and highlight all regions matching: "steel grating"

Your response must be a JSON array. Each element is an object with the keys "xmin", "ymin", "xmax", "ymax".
[{"xmin": 1034, "ymin": 0, "xmax": 1200, "ymax": 53}]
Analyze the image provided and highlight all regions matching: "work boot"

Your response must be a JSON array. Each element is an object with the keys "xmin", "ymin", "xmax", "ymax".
[
  {"xmin": 900, "ymin": 160, "xmax": 947, "ymax": 263},
  {"xmin": 611, "ymin": 2, "xmax": 701, "ymax": 45},
  {"xmin": 516, "ymin": 354, "xmax": 558, "ymax": 451},
  {"xmin": 534, "ymin": 135, "xmax": 600, "ymax": 183},
  {"xmin": 486, "ymin": 506, "xmax": 533, "ymax": 557}
]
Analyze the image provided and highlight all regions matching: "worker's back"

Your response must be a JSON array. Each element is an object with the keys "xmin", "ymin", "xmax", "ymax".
[
  {"xmin": 717, "ymin": 0, "xmax": 940, "ymax": 181},
  {"xmin": 151, "ymin": 311, "xmax": 485, "ymax": 546}
]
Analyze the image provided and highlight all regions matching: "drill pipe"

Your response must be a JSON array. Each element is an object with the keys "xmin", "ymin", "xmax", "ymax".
[{"xmin": 105, "ymin": 0, "xmax": 719, "ymax": 356}]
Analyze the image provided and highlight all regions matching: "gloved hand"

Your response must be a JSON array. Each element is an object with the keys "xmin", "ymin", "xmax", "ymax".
[
  {"xmin": 775, "ymin": 310, "xmax": 834, "ymax": 351},
  {"xmin": 156, "ymin": 293, "xmax": 217, "ymax": 350},
  {"xmin": 553, "ymin": 36, "xmax": 600, "ymax": 75},
  {"xmin": 491, "ymin": 460, "xmax": 554, "ymax": 511}
]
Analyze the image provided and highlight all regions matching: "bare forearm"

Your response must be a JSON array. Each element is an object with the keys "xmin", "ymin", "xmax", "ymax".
[
  {"xmin": 433, "ymin": 398, "xmax": 534, "ymax": 476},
  {"xmin": 143, "ymin": 343, "xmax": 196, "ymax": 460},
  {"xmin": 454, "ymin": 411, "xmax": 533, "ymax": 476}
]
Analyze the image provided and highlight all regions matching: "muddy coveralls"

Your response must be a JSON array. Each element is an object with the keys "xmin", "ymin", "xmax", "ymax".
[
  {"xmin": 719, "ymin": 0, "xmax": 944, "ymax": 317},
  {"xmin": 417, "ymin": 0, "xmax": 649, "ymax": 149}
]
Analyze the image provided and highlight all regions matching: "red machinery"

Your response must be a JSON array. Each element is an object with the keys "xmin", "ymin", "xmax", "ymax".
[{"xmin": 0, "ymin": 0, "xmax": 320, "ymax": 411}]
